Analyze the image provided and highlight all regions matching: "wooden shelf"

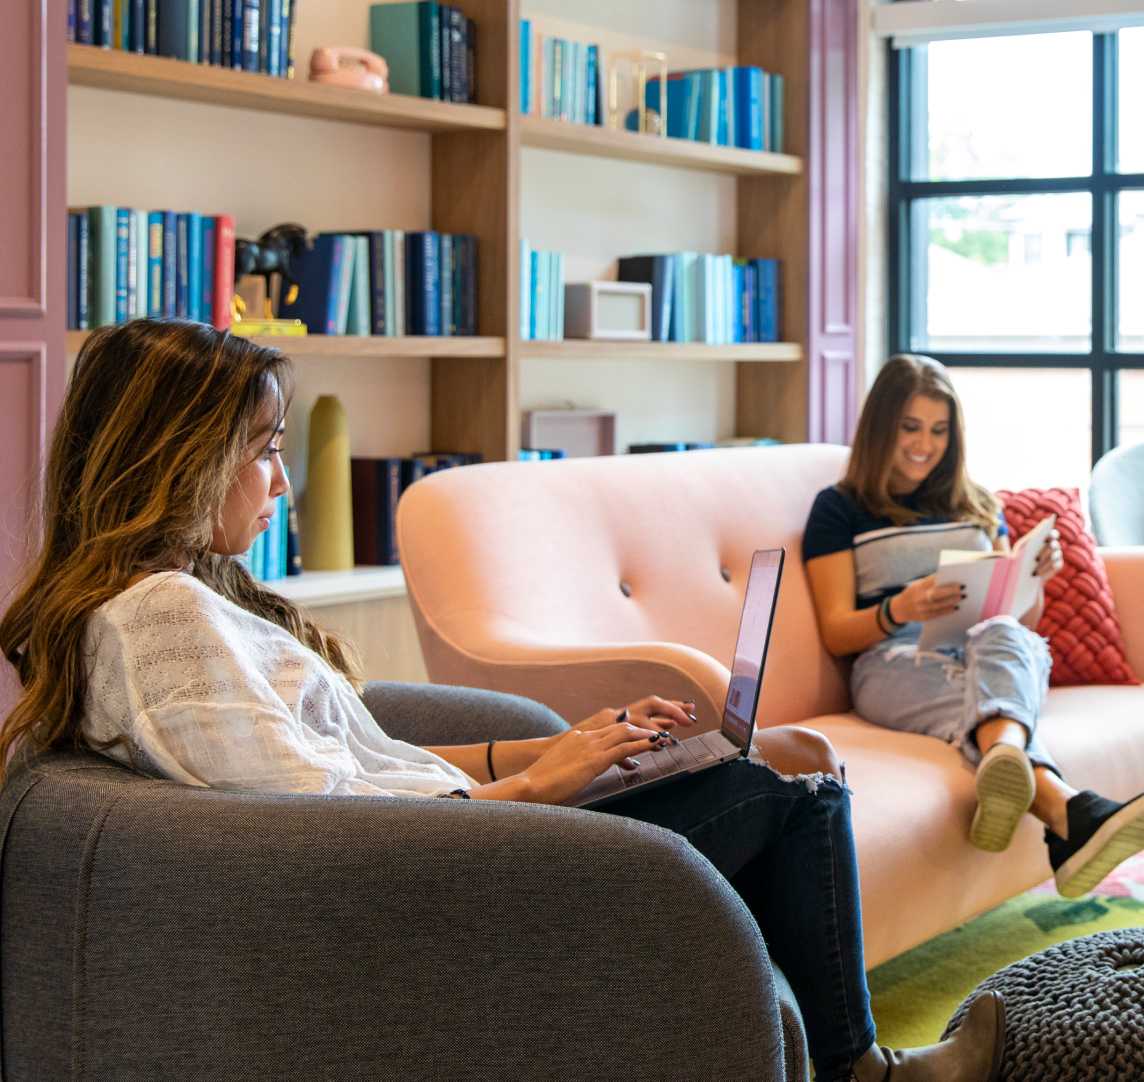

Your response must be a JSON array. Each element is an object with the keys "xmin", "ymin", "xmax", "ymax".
[
  {"xmin": 520, "ymin": 115, "xmax": 802, "ymax": 177},
  {"xmin": 67, "ymin": 44, "xmax": 506, "ymax": 133},
  {"xmin": 270, "ymin": 566, "xmax": 406, "ymax": 608},
  {"xmin": 520, "ymin": 340, "xmax": 802, "ymax": 363},
  {"xmin": 66, "ymin": 330, "xmax": 505, "ymax": 359}
]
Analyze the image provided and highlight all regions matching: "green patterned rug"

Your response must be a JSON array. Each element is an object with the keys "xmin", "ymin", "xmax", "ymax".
[{"xmin": 868, "ymin": 850, "xmax": 1144, "ymax": 1050}]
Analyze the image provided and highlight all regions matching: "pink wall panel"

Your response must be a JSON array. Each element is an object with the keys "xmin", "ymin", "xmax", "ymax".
[
  {"xmin": 807, "ymin": 0, "xmax": 859, "ymax": 444},
  {"xmin": 1, "ymin": 0, "xmax": 66, "ymax": 719}
]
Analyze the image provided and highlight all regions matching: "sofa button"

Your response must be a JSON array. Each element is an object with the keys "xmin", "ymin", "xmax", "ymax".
[
  {"xmin": 619, "ymin": 580, "xmax": 633, "ymax": 598},
  {"xmin": 720, "ymin": 566, "xmax": 732, "ymax": 583}
]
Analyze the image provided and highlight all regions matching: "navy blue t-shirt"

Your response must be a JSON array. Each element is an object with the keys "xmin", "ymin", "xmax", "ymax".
[{"xmin": 802, "ymin": 485, "xmax": 1007, "ymax": 610}]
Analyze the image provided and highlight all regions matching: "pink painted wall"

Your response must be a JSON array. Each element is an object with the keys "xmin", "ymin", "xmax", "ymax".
[
  {"xmin": 0, "ymin": 0, "xmax": 67, "ymax": 716},
  {"xmin": 807, "ymin": 0, "xmax": 860, "ymax": 445}
]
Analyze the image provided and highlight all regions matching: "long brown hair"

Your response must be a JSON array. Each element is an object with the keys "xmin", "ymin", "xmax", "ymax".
[
  {"xmin": 0, "ymin": 319, "xmax": 360, "ymax": 776},
  {"xmin": 841, "ymin": 353, "xmax": 1000, "ymax": 531}
]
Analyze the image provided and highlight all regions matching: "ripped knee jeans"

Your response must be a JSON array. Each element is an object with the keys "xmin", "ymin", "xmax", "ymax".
[{"xmin": 850, "ymin": 615, "xmax": 1059, "ymax": 772}]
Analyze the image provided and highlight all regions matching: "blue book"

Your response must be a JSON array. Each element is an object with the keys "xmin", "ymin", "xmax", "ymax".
[
  {"xmin": 230, "ymin": 0, "xmax": 243, "ymax": 68},
  {"xmin": 529, "ymin": 249, "xmax": 539, "ymax": 339},
  {"xmin": 278, "ymin": 490, "xmax": 289, "ymax": 576},
  {"xmin": 346, "ymin": 235, "xmax": 370, "ymax": 336},
  {"xmin": 278, "ymin": 0, "xmax": 291, "ymax": 76},
  {"xmin": 146, "ymin": 211, "xmax": 163, "ymax": 317},
  {"xmin": 77, "ymin": 0, "xmax": 94, "ymax": 43},
  {"xmin": 159, "ymin": 211, "xmax": 176, "ymax": 317},
  {"xmin": 757, "ymin": 258, "xmax": 779, "ymax": 342},
  {"xmin": 75, "ymin": 211, "xmax": 91, "ymax": 330},
  {"xmin": 369, "ymin": 2, "xmax": 441, "ymax": 99},
  {"xmin": 733, "ymin": 67, "xmax": 764, "ymax": 150},
  {"xmin": 185, "ymin": 212, "xmax": 203, "ymax": 321},
  {"xmin": 439, "ymin": 234, "xmax": 454, "ymax": 336},
  {"xmin": 404, "ymin": 231, "xmax": 441, "ymax": 335},
  {"xmin": 278, "ymin": 234, "xmax": 352, "ymax": 335},
  {"xmin": 67, "ymin": 213, "xmax": 79, "ymax": 330},
  {"xmin": 716, "ymin": 70, "xmax": 729, "ymax": 146},
  {"xmin": 587, "ymin": 44, "xmax": 598, "ymax": 125},
  {"xmin": 265, "ymin": 0, "xmax": 281, "ymax": 74},
  {"xmin": 114, "ymin": 208, "xmax": 131, "ymax": 323},
  {"xmin": 93, "ymin": 0, "xmax": 112, "ymax": 45},
  {"xmin": 68, "ymin": 1, "xmax": 76, "ymax": 42},
  {"xmin": 174, "ymin": 213, "xmax": 191, "ymax": 318},
  {"xmin": 242, "ymin": 0, "xmax": 259, "ymax": 71},
  {"xmin": 264, "ymin": 494, "xmax": 281, "ymax": 581},
  {"xmin": 158, "ymin": 0, "xmax": 199, "ymax": 61},
  {"xmin": 520, "ymin": 19, "xmax": 531, "ymax": 113},
  {"xmin": 250, "ymin": 526, "xmax": 266, "ymax": 582},
  {"xmin": 201, "ymin": 216, "xmax": 215, "ymax": 325},
  {"xmin": 129, "ymin": 0, "xmax": 145, "ymax": 50}
]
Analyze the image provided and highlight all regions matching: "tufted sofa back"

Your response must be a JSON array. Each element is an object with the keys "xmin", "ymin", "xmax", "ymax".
[{"xmin": 398, "ymin": 443, "xmax": 853, "ymax": 727}]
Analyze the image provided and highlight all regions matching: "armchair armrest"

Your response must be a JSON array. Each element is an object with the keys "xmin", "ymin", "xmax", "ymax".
[
  {"xmin": 361, "ymin": 680, "xmax": 569, "ymax": 746},
  {"xmin": 5, "ymin": 759, "xmax": 789, "ymax": 1079},
  {"xmin": 424, "ymin": 620, "xmax": 732, "ymax": 732},
  {"xmin": 1100, "ymin": 546, "xmax": 1144, "ymax": 678}
]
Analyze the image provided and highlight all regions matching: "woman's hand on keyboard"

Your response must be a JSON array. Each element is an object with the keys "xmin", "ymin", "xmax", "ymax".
[
  {"xmin": 568, "ymin": 697, "xmax": 699, "ymax": 739},
  {"xmin": 520, "ymin": 721, "xmax": 664, "ymax": 805}
]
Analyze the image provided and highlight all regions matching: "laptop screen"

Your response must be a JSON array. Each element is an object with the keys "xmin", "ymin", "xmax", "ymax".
[{"xmin": 720, "ymin": 549, "xmax": 784, "ymax": 751}]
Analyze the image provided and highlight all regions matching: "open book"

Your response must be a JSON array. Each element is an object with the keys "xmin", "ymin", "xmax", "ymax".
[{"xmin": 916, "ymin": 514, "xmax": 1056, "ymax": 651}]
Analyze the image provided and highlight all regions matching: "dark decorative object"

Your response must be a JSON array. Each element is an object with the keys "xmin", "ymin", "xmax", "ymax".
[
  {"xmin": 944, "ymin": 929, "xmax": 1144, "ymax": 1081},
  {"xmin": 233, "ymin": 222, "xmax": 309, "ymax": 317}
]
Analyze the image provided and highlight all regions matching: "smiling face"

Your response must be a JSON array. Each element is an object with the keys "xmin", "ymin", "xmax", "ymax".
[
  {"xmin": 210, "ymin": 398, "xmax": 290, "ymax": 557},
  {"xmin": 888, "ymin": 392, "xmax": 951, "ymax": 495}
]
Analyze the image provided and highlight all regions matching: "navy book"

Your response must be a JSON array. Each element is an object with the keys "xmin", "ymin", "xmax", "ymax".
[
  {"xmin": 75, "ymin": 211, "xmax": 91, "ymax": 330},
  {"xmin": 617, "ymin": 254, "xmax": 674, "ymax": 342},
  {"xmin": 67, "ymin": 213, "xmax": 79, "ymax": 330},
  {"xmin": 278, "ymin": 234, "xmax": 351, "ymax": 335},
  {"xmin": 114, "ymin": 208, "xmax": 131, "ymax": 324},
  {"xmin": 159, "ymin": 211, "xmax": 177, "ymax": 318},
  {"xmin": 405, "ymin": 231, "xmax": 441, "ymax": 335},
  {"xmin": 174, "ymin": 213, "xmax": 191, "ymax": 319}
]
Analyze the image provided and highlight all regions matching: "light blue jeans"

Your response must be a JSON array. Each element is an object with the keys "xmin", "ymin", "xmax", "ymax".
[{"xmin": 851, "ymin": 615, "xmax": 1060, "ymax": 774}]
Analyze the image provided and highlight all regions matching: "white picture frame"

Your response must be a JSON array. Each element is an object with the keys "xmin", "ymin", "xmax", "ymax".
[{"xmin": 563, "ymin": 281, "xmax": 653, "ymax": 341}]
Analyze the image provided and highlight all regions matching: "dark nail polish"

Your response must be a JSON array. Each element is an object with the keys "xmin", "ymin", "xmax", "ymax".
[
  {"xmin": 616, "ymin": 709, "xmax": 628, "ymax": 723},
  {"xmin": 649, "ymin": 732, "xmax": 660, "ymax": 742}
]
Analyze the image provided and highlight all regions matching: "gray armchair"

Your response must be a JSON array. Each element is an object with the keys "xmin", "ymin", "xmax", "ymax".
[
  {"xmin": 0, "ymin": 683, "xmax": 808, "ymax": 1080},
  {"xmin": 1090, "ymin": 440, "xmax": 1144, "ymax": 546}
]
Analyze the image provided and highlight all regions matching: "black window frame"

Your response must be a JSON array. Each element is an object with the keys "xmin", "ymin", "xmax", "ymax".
[{"xmin": 888, "ymin": 31, "xmax": 1144, "ymax": 466}]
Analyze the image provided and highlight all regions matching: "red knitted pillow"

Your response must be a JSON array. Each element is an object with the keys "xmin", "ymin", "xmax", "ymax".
[{"xmin": 997, "ymin": 487, "xmax": 1139, "ymax": 687}]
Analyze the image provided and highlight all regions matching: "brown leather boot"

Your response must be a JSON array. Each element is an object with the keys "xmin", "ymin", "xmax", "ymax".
[{"xmin": 849, "ymin": 991, "xmax": 1006, "ymax": 1082}]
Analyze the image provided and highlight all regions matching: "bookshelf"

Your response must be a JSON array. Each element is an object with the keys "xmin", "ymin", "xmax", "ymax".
[{"xmin": 64, "ymin": 0, "xmax": 824, "ymax": 654}]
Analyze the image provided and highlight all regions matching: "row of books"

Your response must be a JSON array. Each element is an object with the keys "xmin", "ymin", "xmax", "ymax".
[
  {"xmin": 518, "ymin": 21, "xmax": 601, "ymax": 125},
  {"xmin": 351, "ymin": 452, "xmax": 482, "ymax": 566},
  {"xmin": 369, "ymin": 1, "xmax": 476, "ymax": 103},
  {"xmin": 646, "ymin": 68, "xmax": 785, "ymax": 153},
  {"xmin": 242, "ymin": 487, "xmax": 302, "ymax": 583},
  {"xmin": 277, "ymin": 231, "xmax": 478, "ymax": 337},
  {"xmin": 517, "ymin": 448, "xmax": 566, "ymax": 461},
  {"xmin": 69, "ymin": 0, "xmax": 299, "ymax": 77},
  {"xmin": 519, "ymin": 241, "xmax": 566, "ymax": 342},
  {"xmin": 617, "ymin": 253, "xmax": 781, "ymax": 344},
  {"xmin": 67, "ymin": 206, "xmax": 235, "ymax": 330}
]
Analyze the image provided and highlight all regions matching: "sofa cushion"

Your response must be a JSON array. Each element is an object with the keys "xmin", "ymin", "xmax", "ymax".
[
  {"xmin": 803, "ymin": 685, "xmax": 1144, "ymax": 967},
  {"xmin": 998, "ymin": 487, "xmax": 1139, "ymax": 687}
]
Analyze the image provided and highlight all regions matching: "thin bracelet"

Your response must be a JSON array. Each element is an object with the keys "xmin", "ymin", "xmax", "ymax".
[
  {"xmin": 874, "ymin": 603, "xmax": 890, "ymax": 636},
  {"xmin": 486, "ymin": 738, "xmax": 498, "ymax": 782},
  {"xmin": 881, "ymin": 595, "xmax": 905, "ymax": 630}
]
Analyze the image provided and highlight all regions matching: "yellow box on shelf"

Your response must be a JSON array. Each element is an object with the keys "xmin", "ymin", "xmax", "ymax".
[{"xmin": 230, "ymin": 319, "xmax": 308, "ymax": 338}]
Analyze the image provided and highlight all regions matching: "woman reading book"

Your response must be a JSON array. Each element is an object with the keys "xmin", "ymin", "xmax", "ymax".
[
  {"xmin": 803, "ymin": 353, "xmax": 1144, "ymax": 898},
  {"xmin": 0, "ymin": 321, "xmax": 1005, "ymax": 1082}
]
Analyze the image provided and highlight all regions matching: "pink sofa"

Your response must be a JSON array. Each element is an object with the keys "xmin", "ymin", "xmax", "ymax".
[{"xmin": 397, "ymin": 444, "xmax": 1144, "ymax": 966}]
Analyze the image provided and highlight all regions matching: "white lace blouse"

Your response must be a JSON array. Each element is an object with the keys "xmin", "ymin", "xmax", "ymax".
[{"xmin": 82, "ymin": 572, "xmax": 476, "ymax": 797}]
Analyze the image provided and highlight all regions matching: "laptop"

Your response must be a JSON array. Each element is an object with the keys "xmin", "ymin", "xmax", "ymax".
[{"xmin": 571, "ymin": 548, "xmax": 785, "ymax": 809}]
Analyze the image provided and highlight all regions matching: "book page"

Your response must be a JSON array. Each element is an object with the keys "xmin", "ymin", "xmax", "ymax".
[{"xmin": 916, "ymin": 515, "xmax": 1055, "ymax": 651}]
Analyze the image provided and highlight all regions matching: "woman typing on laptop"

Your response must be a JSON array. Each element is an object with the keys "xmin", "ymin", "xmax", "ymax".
[{"xmin": 1, "ymin": 322, "xmax": 1004, "ymax": 1082}]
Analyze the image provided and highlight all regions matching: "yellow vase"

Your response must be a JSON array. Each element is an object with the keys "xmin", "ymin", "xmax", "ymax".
[{"xmin": 305, "ymin": 394, "xmax": 354, "ymax": 570}]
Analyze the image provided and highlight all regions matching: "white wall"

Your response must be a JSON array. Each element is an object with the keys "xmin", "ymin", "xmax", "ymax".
[{"xmin": 520, "ymin": 0, "xmax": 744, "ymax": 450}]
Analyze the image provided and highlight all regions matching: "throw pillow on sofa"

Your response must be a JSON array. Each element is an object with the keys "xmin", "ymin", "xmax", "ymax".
[{"xmin": 998, "ymin": 487, "xmax": 1139, "ymax": 687}]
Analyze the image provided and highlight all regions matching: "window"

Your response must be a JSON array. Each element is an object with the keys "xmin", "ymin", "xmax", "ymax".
[{"xmin": 891, "ymin": 30, "xmax": 1144, "ymax": 483}]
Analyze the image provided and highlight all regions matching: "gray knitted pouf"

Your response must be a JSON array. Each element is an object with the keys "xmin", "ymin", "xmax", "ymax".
[{"xmin": 942, "ymin": 928, "xmax": 1144, "ymax": 1081}]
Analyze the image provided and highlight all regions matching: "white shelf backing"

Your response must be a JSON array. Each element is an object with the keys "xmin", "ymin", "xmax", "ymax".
[{"xmin": 270, "ymin": 566, "xmax": 407, "ymax": 607}]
